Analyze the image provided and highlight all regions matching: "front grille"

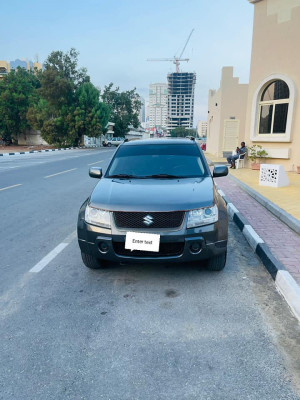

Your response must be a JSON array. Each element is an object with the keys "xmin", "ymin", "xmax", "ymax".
[
  {"xmin": 113, "ymin": 211, "xmax": 185, "ymax": 229},
  {"xmin": 113, "ymin": 242, "xmax": 184, "ymax": 258}
]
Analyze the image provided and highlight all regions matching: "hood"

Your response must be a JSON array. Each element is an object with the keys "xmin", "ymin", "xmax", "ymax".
[{"xmin": 89, "ymin": 177, "xmax": 215, "ymax": 212}]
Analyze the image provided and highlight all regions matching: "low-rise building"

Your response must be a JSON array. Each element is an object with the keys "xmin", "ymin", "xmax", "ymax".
[
  {"xmin": 0, "ymin": 59, "xmax": 42, "ymax": 80},
  {"xmin": 84, "ymin": 122, "xmax": 115, "ymax": 147},
  {"xmin": 245, "ymin": 0, "xmax": 300, "ymax": 171},
  {"xmin": 206, "ymin": 67, "xmax": 248, "ymax": 158}
]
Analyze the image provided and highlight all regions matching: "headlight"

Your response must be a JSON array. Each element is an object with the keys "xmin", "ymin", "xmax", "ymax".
[
  {"xmin": 85, "ymin": 205, "xmax": 111, "ymax": 228},
  {"xmin": 187, "ymin": 205, "xmax": 218, "ymax": 228}
]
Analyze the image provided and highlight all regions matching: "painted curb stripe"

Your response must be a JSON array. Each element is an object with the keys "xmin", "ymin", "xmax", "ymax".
[
  {"xmin": 0, "ymin": 147, "xmax": 86, "ymax": 157},
  {"xmin": 233, "ymin": 212, "xmax": 248, "ymax": 232},
  {"xmin": 222, "ymin": 195, "xmax": 230, "ymax": 205},
  {"xmin": 227, "ymin": 203, "xmax": 239, "ymax": 219},
  {"xmin": 276, "ymin": 270, "xmax": 300, "ymax": 321},
  {"xmin": 217, "ymin": 189, "xmax": 226, "ymax": 197},
  {"xmin": 256, "ymin": 243, "xmax": 285, "ymax": 279},
  {"xmin": 243, "ymin": 225, "xmax": 264, "ymax": 251}
]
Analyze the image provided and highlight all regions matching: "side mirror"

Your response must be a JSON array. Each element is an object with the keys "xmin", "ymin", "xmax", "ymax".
[
  {"xmin": 89, "ymin": 167, "xmax": 102, "ymax": 179},
  {"xmin": 213, "ymin": 165, "xmax": 228, "ymax": 178}
]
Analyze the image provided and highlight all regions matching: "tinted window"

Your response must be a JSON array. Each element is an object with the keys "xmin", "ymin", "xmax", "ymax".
[
  {"xmin": 273, "ymin": 103, "xmax": 288, "ymax": 133},
  {"xmin": 106, "ymin": 144, "xmax": 208, "ymax": 178},
  {"xmin": 259, "ymin": 104, "xmax": 273, "ymax": 134},
  {"xmin": 261, "ymin": 80, "xmax": 289, "ymax": 101}
]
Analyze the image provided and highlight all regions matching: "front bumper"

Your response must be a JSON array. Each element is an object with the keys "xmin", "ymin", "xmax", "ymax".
[{"xmin": 78, "ymin": 221, "xmax": 227, "ymax": 264}]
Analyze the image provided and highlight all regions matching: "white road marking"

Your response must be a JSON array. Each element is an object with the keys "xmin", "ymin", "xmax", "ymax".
[
  {"xmin": 44, "ymin": 168, "xmax": 77, "ymax": 178},
  {"xmin": 0, "ymin": 166, "xmax": 18, "ymax": 169},
  {"xmin": 29, "ymin": 243, "xmax": 69, "ymax": 273},
  {"xmin": 88, "ymin": 160, "xmax": 104, "ymax": 165},
  {"xmin": 0, "ymin": 183, "xmax": 22, "ymax": 191},
  {"xmin": 30, "ymin": 231, "xmax": 76, "ymax": 273}
]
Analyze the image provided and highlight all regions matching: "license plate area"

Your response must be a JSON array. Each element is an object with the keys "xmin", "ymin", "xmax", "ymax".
[{"xmin": 125, "ymin": 231, "xmax": 160, "ymax": 252}]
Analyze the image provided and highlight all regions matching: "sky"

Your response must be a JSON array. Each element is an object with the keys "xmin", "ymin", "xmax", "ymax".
[{"xmin": 1, "ymin": 0, "xmax": 254, "ymax": 125}]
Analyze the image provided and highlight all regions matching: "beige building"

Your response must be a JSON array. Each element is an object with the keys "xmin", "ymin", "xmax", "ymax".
[
  {"xmin": 0, "ymin": 59, "xmax": 42, "ymax": 80},
  {"xmin": 0, "ymin": 61, "xmax": 10, "ymax": 80},
  {"xmin": 245, "ymin": 0, "xmax": 300, "ymax": 171},
  {"xmin": 197, "ymin": 120, "xmax": 208, "ymax": 138},
  {"xmin": 206, "ymin": 67, "xmax": 248, "ymax": 157}
]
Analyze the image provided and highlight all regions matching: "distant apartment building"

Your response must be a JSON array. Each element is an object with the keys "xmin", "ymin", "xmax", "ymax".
[
  {"xmin": 149, "ymin": 83, "xmax": 168, "ymax": 129},
  {"xmin": 138, "ymin": 96, "xmax": 145, "ymax": 125},
  {"xmin": 167, "ymin": 72, "xmax": 196, "ymax": 130},
  {"xmin": 0, "ymin": 59, "xmax": 42, "ymax": 80},
  {"xmin": 197, "ymin": 120, "xmax": 208, "ymax": 137}
]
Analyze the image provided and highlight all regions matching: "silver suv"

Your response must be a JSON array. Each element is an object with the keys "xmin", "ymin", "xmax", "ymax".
[
  {"xmin": 78, "ymin": 138, "xmax": 229, "ymax": 271},
  {"xmin": 103, "ymin": 137, "xmax": 124, "ymax": 147}
]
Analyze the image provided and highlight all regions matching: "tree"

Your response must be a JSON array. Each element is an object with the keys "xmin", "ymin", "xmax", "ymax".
[
  {"xmin": 102, "ymin": 83, "xmax": 141, "ymax": 137},
  {"xmin": 170, "ymin": 127, "xmax": 187, "ymax": 137},
  {"xmin": 73, "ymin": 82, "xmax": 110, "ymax": 143},
  {"xmin": 0, "ymin": 68, "xmax": 40, "ymax": 142},
  {"xmin": 39, "ymin": 48, "xmax": 90, "ymax": 108},
  {"xmin": 28, "ymin": 49, "xmax": 109, "ymax": 146},
  {"xmin": 170, "ymin": 127, "xmax": 197, "ymax": 137}
]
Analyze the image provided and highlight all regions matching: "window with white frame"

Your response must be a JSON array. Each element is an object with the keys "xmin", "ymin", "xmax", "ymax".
[{"xmin": 258, "ymin": 80, "xmax": 289, "ymax": 135}]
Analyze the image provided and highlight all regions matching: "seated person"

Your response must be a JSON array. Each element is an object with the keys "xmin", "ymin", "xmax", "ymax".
[{"xmin": 227, "ymin": 142, "xmax": 246, "ymax": 169}]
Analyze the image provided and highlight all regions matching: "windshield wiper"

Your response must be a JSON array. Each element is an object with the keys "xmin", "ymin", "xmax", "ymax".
[
  {"xmin": 144, "ymin": 174, "xmax": 183, "ymax": 179},
  {"xmin": 107, "ymin": 174, "xmax": 139, "ymax": 179}
]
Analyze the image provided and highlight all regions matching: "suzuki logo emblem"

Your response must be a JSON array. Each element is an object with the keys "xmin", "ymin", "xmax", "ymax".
[{"xmin": 143, "ymin": 215, "xmax": 154, "ymax": 226}]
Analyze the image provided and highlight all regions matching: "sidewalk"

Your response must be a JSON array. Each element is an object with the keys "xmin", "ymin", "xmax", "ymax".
[
  {"xmin": 205, "ymin": 152, "xmax": 300, "ymax": 221},
  {"xmin": 205, "ymin": 152, "xmax": 300, "ymax": 320}
]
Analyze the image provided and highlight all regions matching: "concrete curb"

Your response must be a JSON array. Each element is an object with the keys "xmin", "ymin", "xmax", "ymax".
[
  {"xmin": 0, "ymin": 146, "xmax": 87, "ymax": 156},
  {"xmin": 217, "ymin": 187, "xmax": 300, "ymax": 322},
  {"xmin": 228, "ymin": 174, "xmax": 300, "ymax": 236}
]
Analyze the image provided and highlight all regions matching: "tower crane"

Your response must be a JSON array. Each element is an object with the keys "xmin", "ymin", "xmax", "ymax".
[{"xmin": 147, "ymin": 29, "xmax": 194, "ymax": 73}]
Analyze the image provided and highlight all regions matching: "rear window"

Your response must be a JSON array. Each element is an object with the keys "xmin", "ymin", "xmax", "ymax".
[{"xmin": 106, "ymin": 144, "xmax": 208, "ymax": 178}]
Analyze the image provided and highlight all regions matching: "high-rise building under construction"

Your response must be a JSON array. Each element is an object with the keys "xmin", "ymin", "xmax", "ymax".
[{"xmin": 167, "ymin": 72, "xmax": 196, "ymax": 130}]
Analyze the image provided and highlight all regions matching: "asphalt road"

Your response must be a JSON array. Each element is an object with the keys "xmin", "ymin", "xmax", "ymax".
[{"xmin": 0, "ymin": 149, "xmax": 300, "ymax": 400}]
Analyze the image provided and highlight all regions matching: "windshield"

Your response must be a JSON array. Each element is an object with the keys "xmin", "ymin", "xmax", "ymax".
[{"xmin": 106, "ymin": 144, "xmax": 208, "ymax": 178}]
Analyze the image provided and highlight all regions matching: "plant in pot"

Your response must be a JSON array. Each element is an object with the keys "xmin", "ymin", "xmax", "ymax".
[{"xmin": 248, "ymin": 144, "xmax": 268, "ymax": 170}]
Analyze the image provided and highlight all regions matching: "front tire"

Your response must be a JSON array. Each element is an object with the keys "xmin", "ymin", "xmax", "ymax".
[
  {"xmin": 206, "ymin": 252, "xmax": 227, "ymax": 271},
  {"xmin": 81, "ymin": 252, "xmax": 107, "ymax": 269}
]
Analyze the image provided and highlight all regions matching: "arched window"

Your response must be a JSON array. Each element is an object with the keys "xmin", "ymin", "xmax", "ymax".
[{"xmin": 258, "ymin": 80, "xmax": 289, "ymax": 135}]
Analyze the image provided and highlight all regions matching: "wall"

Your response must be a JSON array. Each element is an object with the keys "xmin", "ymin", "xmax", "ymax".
[
  {"xmin": 18, "ymin": 130, "xmax": 48, "ymax": 145},
  {"xmin": 207, "ymin": 88, "xmax": 221, "ymax": 156}
]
